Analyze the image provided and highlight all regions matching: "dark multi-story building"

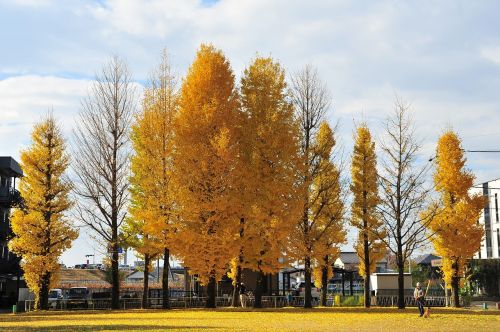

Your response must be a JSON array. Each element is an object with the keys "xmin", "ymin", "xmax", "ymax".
[{"xmin": 0, "ymin": 157, "xmax": 23, "ymax": 308}]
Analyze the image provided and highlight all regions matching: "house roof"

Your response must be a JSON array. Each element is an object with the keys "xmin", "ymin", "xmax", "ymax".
[
  {"xmin": 414, "ymin": 253, "xmax": 441, "ymax": 265},
  {"xmin": 58, "ymin": 268, "xmax": 109, "ymax": 286},
  {"xmin": 338, "ymin": 252, "xmax": 359, "ymax": 264},
  {"xmin": 337, "ymin": 252, "xmax": 387, "ymax": 265},
  {"xmin": 0, "ymin": 157, "xmax": 23, "ymax": 177}
]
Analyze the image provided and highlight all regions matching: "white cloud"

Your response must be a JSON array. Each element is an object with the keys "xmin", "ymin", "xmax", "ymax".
[
  {"xmin": 480, "ymin": 46, "xmax": 500, "ymax": 65},
  {"xmin": 8, "ymin": 0, "xmax": 53, "ymax": 7},
  {"xmin": 0, "ymin": 75, "xmax": 90, "ymax": 159}
]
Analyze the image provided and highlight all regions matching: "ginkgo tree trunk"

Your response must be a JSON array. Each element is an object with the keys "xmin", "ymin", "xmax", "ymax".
[
  {"xmin": 173, "ymin": 44, "xmax": 241, "ymax": 308},
  {"xmin": 9, "ymin": 114, "xmax": 78, "ymax": 310},
  {"xmin": 424, "ymin": 130, "xmax": 485, "ymax": 307}
]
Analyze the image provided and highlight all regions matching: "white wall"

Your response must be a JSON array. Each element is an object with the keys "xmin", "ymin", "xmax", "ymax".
[
  {"xmin": 370, "ymin": 273, "xmax": 412, "ymax": 291},
  {"xmin": 473, "ymin": 179, "xmax": 500, "ymax": 259}
]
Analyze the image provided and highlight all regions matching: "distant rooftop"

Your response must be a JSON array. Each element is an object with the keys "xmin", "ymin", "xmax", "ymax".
[
  {"xmin": 0, "ymin": 157, "xmax": 23, "ymax": 177},
  {"xmin": 337, "ymin": 251, "xmax": 388, "ymax": 265},
  {"xmin": 414, "ymin": 253, "xmax": 441, "ymax": 265},
  {"xmin": 58, "ymin": 268, "xmax": 109, "ymax": 287}
]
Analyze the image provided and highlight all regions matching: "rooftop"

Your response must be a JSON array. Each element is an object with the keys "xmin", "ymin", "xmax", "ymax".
[
  {"xmin": 337, "ymin": 252, "xmax": 388, "ymax": 265},
  {"xmin": 0, "ymin": 157, "xmax": 23, "ymax": 177},
  {"xmin": 414, "ymin": 253, "xmax": 441, "ymax": 265}
]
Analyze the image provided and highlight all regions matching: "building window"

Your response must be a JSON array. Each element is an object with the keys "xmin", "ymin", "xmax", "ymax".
[
  {"xmin": 496, "ymin": 193, "xmax": 499, "ymax": 222},
  {"xmin": 487, "ymin": 237, "xmax": 493, "ymax": 258},
  {"xmin": 497, "ymin": 230, "xmax": 500, "ymax": 257}
]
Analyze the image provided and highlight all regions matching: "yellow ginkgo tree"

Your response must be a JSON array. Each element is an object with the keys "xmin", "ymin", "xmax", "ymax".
[
  {"xmin": 9, "ymin": 114, "xmax": 78, "ymax": 310},
  {"xmin": 350, "ymin": 124, "xmax": 386, "ymax": 308},
  {"xmin": 127, "ymin": 50, "xmax": 179, "ymax": 309},
  {"xmin": 424, "ymin": 130, "xmax": 485, "ymax": 307},
  {"xmin": 172, "ymin": 44, "xmax": 242, "ymax": 308},
  {"xmin": 233, "ymin": 56, "xmax": 302, "ymax": 308},
  {"xmin": 309, "ymin": 123, "xmax": 347, "ymax": 307}
]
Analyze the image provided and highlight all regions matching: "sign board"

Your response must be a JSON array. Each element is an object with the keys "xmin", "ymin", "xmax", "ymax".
[
  {"xmin": 107, "ymin": 246, "xmax": 124, "ymax": 254},
  {"xmin": 431, "ymin": 259, "xmax": 442, "ymax": 267}
]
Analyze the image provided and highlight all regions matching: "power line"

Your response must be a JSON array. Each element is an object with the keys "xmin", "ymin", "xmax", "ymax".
[
  {"xmin": 465, "ymin": 150, "xmax": 500, "ymax": 153},
  {"xmin": 428, "ymin": 149, "xmax": 500, "ymax": 162}
]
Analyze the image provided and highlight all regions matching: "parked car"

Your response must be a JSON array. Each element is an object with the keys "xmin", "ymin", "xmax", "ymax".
[
  {"xmin": 48, "ymin": 288, "xmax": 63, "ymax": 309},
  {"xmin": 67, "ymin": 287, "xmax": 90, "ymax": 309},
  {"xmin": 294, "ymin": 282, "xmax": 320, "ymax": 299}
]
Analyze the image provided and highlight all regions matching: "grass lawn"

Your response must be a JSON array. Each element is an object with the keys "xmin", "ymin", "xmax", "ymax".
[{"xmin": 0, "ymin": 307, "xmax": 498, "ymax": 331}]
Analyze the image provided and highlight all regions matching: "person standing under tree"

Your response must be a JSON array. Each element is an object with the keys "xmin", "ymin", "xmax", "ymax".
[
  {"xmin": 239, "ymin": 283, "xmax": 248, "ymax": 308},
  {"xmin": 414, "ymin": 282, "xmax": 425, "ymax": 317}
]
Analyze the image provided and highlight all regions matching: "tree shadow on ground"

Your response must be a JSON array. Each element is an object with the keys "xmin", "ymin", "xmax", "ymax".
[{"xmin": 0, "ymin": 325, "xmax": 217, "ymax": 331}]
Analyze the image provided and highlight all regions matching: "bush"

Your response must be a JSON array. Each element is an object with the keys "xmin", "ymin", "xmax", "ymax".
[{"xmin": 334, "ymin": 295, "xmax": 363, "ymax": 306}]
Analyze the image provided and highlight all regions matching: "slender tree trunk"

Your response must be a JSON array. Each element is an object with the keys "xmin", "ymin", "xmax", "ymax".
[
  {"xmin": 304, "ymin": 255, "xmax": 312, "ymax": 308},
  {"xmin": 254, "ymin": 270, "xmax": 265, "ymax": 308},
  {"xmin": 111, "ymin": 241, "xmax": 120, "ymax": 309},
  {"xmin": 142, "ymin": 254, "xmax": 150, "ymax": 309},
  {"xmin": 451, "ymin": 260, "xmax": 460, "ymax": 307},
  {"xmin": 205, "ymin": 276, "xmax": 217, "ymax": 308},
  {"xmin": 320, "ymin": 261, "xmax": 328, "ymax": 306},
  {"xmin": 232, "ymin": 218, "xmax": 245, "ymax": 307},
  {"xmin": 162, "ymin": 248, "xmax": 170, "ymax": 309},
  {"xmin": 397, "ymin": 252, "xmax": 405, "ymax": 309},
  {"xmin": 363, "ymin": 232, "xmax": 371, "ymax": 308},
  {"xmin": 39, "ymin": 272, "xmax": 51, "ymax": 310},
  {"xmin": 231, "ymin": 264, "xmax": 242, "ymax": 307}
]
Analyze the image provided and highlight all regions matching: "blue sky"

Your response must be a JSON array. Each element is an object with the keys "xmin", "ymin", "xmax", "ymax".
[{"xmin": 1, "ymin": 0, "xmax": 500, "ymax": 266}]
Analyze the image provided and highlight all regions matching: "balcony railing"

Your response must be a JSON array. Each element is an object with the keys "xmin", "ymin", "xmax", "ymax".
[{"xmin": 0, "ymin": 186, "xmax": 21, "ymax": 206}]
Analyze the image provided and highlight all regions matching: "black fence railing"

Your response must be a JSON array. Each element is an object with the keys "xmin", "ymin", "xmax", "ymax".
[{"xmin": 23, "ymin": 294, "xmax": 452, "ymax": 312}]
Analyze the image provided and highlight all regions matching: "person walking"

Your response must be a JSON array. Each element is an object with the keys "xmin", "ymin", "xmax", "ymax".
[
  {"xmin": 414, "ymin": 282, "xmax": 425, "ymax": 317},
  {"xmin": 239, "ymin": 282, "xmax": 248, "ymax": 308}
]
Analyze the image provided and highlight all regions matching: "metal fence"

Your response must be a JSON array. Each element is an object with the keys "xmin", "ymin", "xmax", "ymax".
[{"xmin": 23, "ymin": 295, "xmax": 452, "ymax": 312}]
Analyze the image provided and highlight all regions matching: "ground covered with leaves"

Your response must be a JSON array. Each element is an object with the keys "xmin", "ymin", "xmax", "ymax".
[{"xmin": 0, "ymin": 307, "xmax": 498, "ymax": 331}]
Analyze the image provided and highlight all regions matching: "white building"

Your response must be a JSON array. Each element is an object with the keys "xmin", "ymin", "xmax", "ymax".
[{"xmin": 472, "ymin": 178, "xmax": 500, "ymax": 259}]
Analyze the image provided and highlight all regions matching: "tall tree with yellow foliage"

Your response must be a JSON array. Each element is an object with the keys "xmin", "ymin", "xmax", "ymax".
[
  {"xmin": 9, "ymin": 114, "xmax": 78, "ymax": 310},
  {"xmin": 290, "ymin": 66, "xmax": 347, "ymax": 308},
  {"xmin": 173, "ymin": 44, "xmax": 241, "ymax": 308},
  {"xmin": 289, "ymin": 121, "xmax": 346, "ymax": 309},
  {"xmin": 425, "ymin": 131, "xmax": 485, "ymax": 307},
  {"xmin": 234, "ymin": 56, "xmax": 302, "ymax": 308},
  {"xmin": 350, "ymin": 124, "xmax": 385, "ymax": 308},
  {"xmin": 127, "ymin": 50, "xmax": 179, "ymax": 309},
  {"xmin": 309, "ymin": 123, "xmax": 347, "ymax": 306}
]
